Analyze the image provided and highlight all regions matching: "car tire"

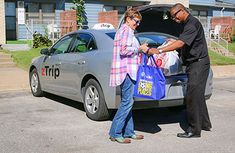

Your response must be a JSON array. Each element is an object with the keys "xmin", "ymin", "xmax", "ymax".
[
  {"xmin": 83, "ymin": 79, "xmax": 109, "ymax": 121},
  {"xmin": 30, "ymin": 68, "xmax": 43, "ymax": 97}
]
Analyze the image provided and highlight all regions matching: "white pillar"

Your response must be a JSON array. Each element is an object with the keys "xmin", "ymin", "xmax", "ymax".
[{"xmin": 0, "ymin": 0, "xmax": 6, "ymax": 44}]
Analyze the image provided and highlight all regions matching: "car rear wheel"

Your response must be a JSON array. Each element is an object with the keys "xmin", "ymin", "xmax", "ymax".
[
  {"xmin": 83, "ymin": 79, "xmax": 109, "ymax": 121},
  {"xmin": 30, "ymin": 68, "xmax": 43, "ymax": 97}
]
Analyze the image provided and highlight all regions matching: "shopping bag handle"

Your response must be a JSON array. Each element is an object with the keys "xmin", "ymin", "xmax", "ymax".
[{"xmin": 141, "ymin": 53, "xmax": 158, "ymax": 67}]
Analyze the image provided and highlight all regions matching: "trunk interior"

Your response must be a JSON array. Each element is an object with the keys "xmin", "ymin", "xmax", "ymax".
[{"xmin": 136, "ymin": 5, "xmax": 184, "ymax": 38}]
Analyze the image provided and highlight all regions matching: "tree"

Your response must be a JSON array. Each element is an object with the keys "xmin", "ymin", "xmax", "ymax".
[{"xmin": 71, "ymin": 0, "xmax": 86, "ymax": 29}]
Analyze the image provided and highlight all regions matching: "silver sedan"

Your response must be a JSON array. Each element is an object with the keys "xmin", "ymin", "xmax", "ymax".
[{"xmin": 29, "ymin": 5, "xmax": 213, "ymax": 121}]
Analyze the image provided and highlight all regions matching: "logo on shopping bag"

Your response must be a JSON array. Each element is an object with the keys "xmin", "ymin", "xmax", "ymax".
[
  {"xmin": 140, "ymin": 72, "xmax": 153, "ymax": 80},
  {"xmin": 138, "ymin": 80, "xmax": 153, "ymax": 96}
]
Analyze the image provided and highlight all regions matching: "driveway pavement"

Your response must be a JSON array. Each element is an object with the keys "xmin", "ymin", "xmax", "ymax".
[
  {"xmin": 0, "ymin": 67, "xmax": 29, "ymax": 92},
  {"xmin": 0, "ymin": 65, "xmax": 235, "ymax": 92}
]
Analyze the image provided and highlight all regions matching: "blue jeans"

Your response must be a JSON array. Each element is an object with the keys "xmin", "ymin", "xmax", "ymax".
[{"xmin": 109, "ymin": 74, "xmax": 135, "ymax": 138}]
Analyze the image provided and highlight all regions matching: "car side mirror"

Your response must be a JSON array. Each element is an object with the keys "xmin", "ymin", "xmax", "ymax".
[{"xmin": 40, "ymin": 48, "xmax": 50, "ymax": 55}]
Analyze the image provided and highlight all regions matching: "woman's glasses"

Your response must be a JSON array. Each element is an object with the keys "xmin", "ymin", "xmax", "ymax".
[{"xmin": 131, "ymin": 18, "xmax": 141, "ymax": 26}]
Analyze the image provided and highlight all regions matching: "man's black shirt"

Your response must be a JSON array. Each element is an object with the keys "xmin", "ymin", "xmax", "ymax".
[{"xmin": 178, "ymin": 14, "xmax": 208, "ymax": 64}]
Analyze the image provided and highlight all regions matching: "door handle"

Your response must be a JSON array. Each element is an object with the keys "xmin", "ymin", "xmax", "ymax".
[
  {"xmin": 78, "ymin": 61, "xmax": 85, "ymax": 64},
  {"xmin": 55, "ymin": 62, "xmax": 61, "ymax": 66}
]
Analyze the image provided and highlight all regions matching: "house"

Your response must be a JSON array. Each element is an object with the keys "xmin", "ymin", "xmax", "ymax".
[
  {"xmin": 2, "ymin": 0, "xmax": 152, "ymax": 42},
  {"xmin": 0, "ymin": 0, "xmax": 234, "ymax": 44},
  {"xmin": 189, "ymin": 0, "xmax": 235, "ymax": 34}
]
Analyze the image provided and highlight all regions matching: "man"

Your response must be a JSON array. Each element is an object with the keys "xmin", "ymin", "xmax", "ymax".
[{"xmin": 147, "ymin": 3, "xmax": 212, "ymax": 138}]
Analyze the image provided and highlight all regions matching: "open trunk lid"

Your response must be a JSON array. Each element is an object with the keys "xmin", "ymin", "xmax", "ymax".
[{"xmin": 136, "ymin": 4, "xmax": 183, "ymax": 37}]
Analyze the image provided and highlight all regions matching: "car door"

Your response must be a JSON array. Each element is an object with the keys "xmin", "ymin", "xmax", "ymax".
[
  {"xmin": 58, "ymin": 32, "xmax": 97, "ymax": 97},
  {"xmin": 41, "ymin": 34, "xmax": 74, "ymax": 92}
]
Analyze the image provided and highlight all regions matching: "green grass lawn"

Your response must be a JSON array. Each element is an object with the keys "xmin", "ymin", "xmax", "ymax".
[
  {"xmin": 1, "ymin": 47, "xmax": 43, "ymax": 70},
  {"xmin": 228, "ymin": 41, "xmax": 235, "ymax": 54},
  {"xmin": 208, "ymin": 41, "xmax": 235, "ymax": 65},
  {"xmin": 209, "ymin": 50, "xmax": 235, "ymax": 65},
  {"xmin": 7, "ymin": 40, "xmax": 33, "ymax": 46}
]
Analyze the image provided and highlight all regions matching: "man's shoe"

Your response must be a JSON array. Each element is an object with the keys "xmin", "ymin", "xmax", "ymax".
[
  {"xmin": 202, "ymin": 127, "xmax": 211, "ymax": 131},
  {"xmin": 177, "ymin": 132, "xmax": 201, "ymax": 138}
]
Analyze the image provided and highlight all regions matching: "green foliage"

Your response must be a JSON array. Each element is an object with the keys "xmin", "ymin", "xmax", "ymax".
[
  {"xmin": 71, "ymin": 0, "xmax": 85, "ymax": 28},
  {"xmin": 9, "ymin": 47, "xmax": 43, "ymax": 70},
  {"xmin": 228, "ymin": 41, "xmax": 235, "ymax": 54},
  {"xmin": 7, "ymin": 40, "xmax": 32, "ymax": 45},
  {"xmin": 32, "ymin": 32, "xmax": 52, "ymax": 48},
  {"xmin": 209, "ymin": 50, "xmax": 235, "ymax": 65}
]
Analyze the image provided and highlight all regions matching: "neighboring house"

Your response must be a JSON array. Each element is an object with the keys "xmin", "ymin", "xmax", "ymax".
[
  {"xmin": 189, "ymin": 0, "xmax": 235, "ymax": 34},
  {"xmin": 4, "ymin": 0, "xmax": 151, "ymax": 41},
  {"xmin": 2, "ymin": 0, "xmax": 235, "ymax": 43}
]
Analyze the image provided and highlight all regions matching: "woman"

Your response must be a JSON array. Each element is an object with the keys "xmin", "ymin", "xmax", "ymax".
[{"xmin": 109, "ymin": 8, "xmax": 149, "ymax": 144}]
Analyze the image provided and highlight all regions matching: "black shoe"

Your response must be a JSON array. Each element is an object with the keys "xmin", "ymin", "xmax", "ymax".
[
  {"xmin": 177, "ymin": 132, "xmax": 201, "ymax": 138},
  {"xmin": 202, "ymin": 127, "xmax": 211, "ymax": 131}
]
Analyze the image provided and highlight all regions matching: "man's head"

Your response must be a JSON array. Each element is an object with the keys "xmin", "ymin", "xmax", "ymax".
[{"xmin": 170, "ymin": 3, "xmax": 189, "ymax": 23}]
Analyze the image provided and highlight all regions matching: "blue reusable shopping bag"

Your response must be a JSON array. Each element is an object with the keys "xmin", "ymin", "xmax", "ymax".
[{"xmin": 134, "ymin": 54, "xmax": 165, "ymax": 100}]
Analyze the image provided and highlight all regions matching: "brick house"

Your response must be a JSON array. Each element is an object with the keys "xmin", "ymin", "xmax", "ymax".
[{"xmin": 1, "ymin": 0, "xmax": 234, "ymax": 44}]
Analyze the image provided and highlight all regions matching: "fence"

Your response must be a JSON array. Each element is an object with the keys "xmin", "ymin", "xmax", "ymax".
[{"xmin": 25, "ymin": 19, "xmax": 77, "ymax": 44}]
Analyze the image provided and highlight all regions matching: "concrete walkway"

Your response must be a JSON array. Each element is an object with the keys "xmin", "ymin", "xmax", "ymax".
[
  {"xmin": 211, "ymin": 65, "xmax": 235, "ymax": 78},
  {"xmin": 0, "ymin": 65, "xmax": 235, "ymax": 93},
  {"xmin": 2, "ymin": 44, "xmax": 30, "ymax": 51}
]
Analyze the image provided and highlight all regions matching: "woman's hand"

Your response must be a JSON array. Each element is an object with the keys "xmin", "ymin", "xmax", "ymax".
[{"xmin": 139, "ymin": 43, "xmax": 149, "ymax": 53}]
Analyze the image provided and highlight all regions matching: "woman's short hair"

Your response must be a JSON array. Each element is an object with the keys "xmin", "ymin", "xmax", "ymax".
[{"xmin": 124, "ymin": 8, "xmax": 142, "ymax": 23}]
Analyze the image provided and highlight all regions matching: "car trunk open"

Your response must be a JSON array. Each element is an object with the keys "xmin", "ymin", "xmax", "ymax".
[{"xmin": 136, "ymin": 5, "xmax": 183, "ymax": 37}]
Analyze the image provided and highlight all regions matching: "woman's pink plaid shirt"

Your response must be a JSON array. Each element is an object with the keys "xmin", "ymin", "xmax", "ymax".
[{"xmin": 109, "ymin": 24, "xmax": 140, "ymax": 87}]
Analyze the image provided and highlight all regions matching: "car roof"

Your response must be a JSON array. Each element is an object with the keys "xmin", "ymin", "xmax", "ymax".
[{"xmin": 67, "ymin": 29, "xmax": 116, "ymax": 36}]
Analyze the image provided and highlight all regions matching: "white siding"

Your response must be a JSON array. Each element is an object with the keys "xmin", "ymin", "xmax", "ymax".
[{"xmin": 65, "ymin": 3, "xmax": 103, "ymax": 29}]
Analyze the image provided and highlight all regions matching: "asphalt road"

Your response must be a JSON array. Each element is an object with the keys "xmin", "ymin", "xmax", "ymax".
[{"xmin": 0, "ymin": 77, "xmax": 235, "ymax": 153}]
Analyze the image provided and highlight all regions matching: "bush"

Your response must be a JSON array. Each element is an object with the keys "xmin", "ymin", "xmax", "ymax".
[{"xmin": 33, "ymin": 32, "xmax": 52, "ymax": 48}]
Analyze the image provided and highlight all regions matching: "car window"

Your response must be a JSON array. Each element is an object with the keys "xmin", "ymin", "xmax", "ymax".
[
  {"xmin": 105, "ymin": 32, "xmax": 116, "ymax": 39},
  {"xmin": 137, "ymin": 35, "xmax": 167, "ymax": 48},
  {"xmin": 71, "ymin": 33, "xmax": 97, "ymax": 53},
  {"xmin": 51, "ymin": 35, "xmax": 73, "ymax": 54}
]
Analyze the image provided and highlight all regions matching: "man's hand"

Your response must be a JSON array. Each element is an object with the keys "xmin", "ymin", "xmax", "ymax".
[
  {"xmin": 148, "ymin": 48, "xmax": 160, "ymax": 55},
  {"xmin": 167, "ymin": 38, "xmax": 176, "ymax": 43}
]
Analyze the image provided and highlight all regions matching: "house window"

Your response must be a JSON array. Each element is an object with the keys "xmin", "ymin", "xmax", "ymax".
[
  {"xmin": 199, "ymin": 11, "xmax": 207, "ymax": 16},
  {"xmin": 25, "ymin": 2, "xmax": 39, "ymax": 13},
  {"xmin": 192, "ymin": 10, "xmax": 199, "ymax": 16},
  {"xmin": 41, "ymin": 3, "xmax": 55, "ymax": 13}
]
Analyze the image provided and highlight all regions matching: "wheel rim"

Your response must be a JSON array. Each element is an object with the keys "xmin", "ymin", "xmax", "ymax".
[
  {"xmin": 85, "ymin": 85, "xmax": 99, "ymax": 114},
  {"xmin": 31, "ymin": 73, "xmax": 38, "ymax": 93}
]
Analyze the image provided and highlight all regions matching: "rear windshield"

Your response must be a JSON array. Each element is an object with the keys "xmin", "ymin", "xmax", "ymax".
[
  {"xmin": 136, "ymin": 33, "xmax": 177, "ymax": 48},
  {"xmin": 106, "ymin": 32, "xmax": 116, "ymax": 39}
]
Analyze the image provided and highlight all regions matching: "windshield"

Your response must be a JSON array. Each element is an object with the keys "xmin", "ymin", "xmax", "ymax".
[{"xmin": 136, "ymin": 32, "xmax": 177, "ymax": 48}]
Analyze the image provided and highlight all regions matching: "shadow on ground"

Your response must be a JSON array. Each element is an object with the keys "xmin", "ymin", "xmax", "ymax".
[
  {"xmin": 43, "ymin": 92, "xmax": 188, "ymax": 134},
  {"xmin": 44, "ymin": 92, "xmax": 85, "ymax": 112},
  {"xmin": 132, "ymin": 108, "xmax": 188, "ymax": 134}
]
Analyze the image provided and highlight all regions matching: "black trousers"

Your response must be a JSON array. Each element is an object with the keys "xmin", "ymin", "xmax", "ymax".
[{"xmin": 185, "ymin": 56, "xmax": 212, "ymax": 135}]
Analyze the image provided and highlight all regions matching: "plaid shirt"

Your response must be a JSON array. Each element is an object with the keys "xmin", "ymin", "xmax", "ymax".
[{"xmin": 109, "ymin": 24, "xmax": 140, "ymax": 87}]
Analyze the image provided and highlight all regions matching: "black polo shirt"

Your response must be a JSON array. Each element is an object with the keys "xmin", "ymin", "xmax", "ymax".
[{"xmin": 178, "ymin": 14, "xmax": 208, "ymax": 64}]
